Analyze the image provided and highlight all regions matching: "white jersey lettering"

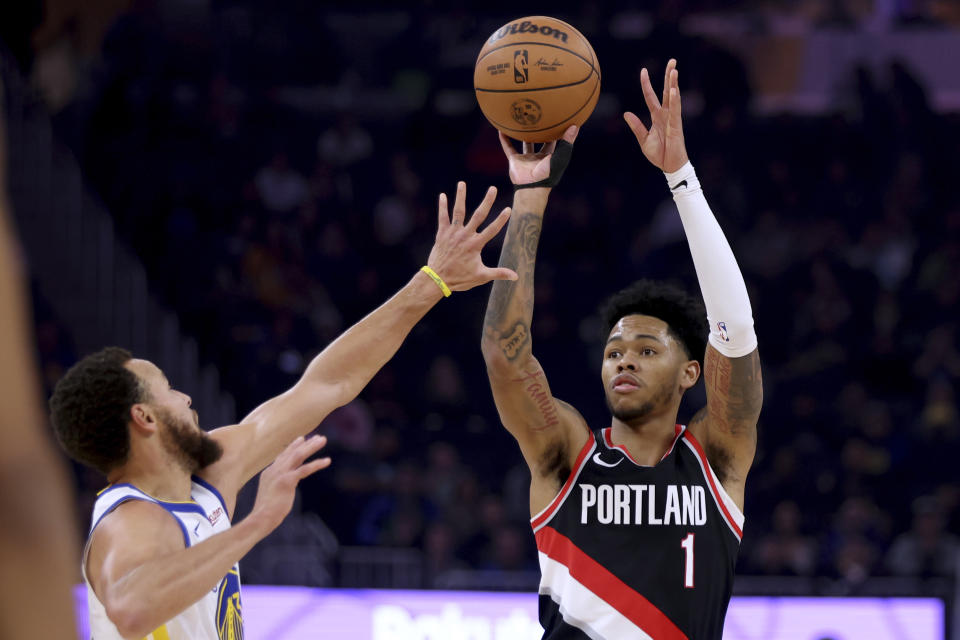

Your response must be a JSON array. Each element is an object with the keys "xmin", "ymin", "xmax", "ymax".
[{"xmin": 578, "ymin": 483, "xmax": 707, "ymax": 526}]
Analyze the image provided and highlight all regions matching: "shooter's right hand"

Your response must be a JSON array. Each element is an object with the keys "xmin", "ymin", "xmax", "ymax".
[{"xmin": 498, "ymin": 125, "xmax": 578, "ymax": 191}]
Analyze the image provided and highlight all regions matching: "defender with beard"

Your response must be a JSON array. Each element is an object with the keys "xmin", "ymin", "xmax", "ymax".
[
  {"xmin": 481, "ymin": 60, "xmax": 762, "ymax": 639},
  {"xmin": 50, "ymin": 182, "xmax": 517, "ymax": 640}
]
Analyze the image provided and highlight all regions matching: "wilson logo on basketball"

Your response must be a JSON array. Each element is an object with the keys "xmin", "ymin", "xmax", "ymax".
[
  {"xmin": 489, "ymin": 20, "xmax": 569, "ymax": 44},
  {"xmin": 513, "ymin": 50, "xmax": 529, "ymax": 83}
]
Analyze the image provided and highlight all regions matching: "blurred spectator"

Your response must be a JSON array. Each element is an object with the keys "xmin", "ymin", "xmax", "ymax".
[
  {"xmin": 356, "ymin": 462, "xmax": 435, "ymax": 547},
  {"xmin": 480, "ymin": 526, "xmax": 535, "ymax": 573},
  {"xmin": 821, "ymin": 496, "xmax": 889, "ymax": 583},
  {"xmin": 886, "ymin": 496, "xmax": 960, "ymax": 577},
  {"xmin": 423, "ymin": 521, "xmax": 469, "ymax": 587},
  {"xmin": 254, "ymin": 152, "xmax": 309, "ymax": 214},
  {"xmin": 317, "ymin": 114, "xmax": 373, "ymax": 168},
  {"xmin": 750, "ymin": 500, "xmax": 818, "ymax": 576}
]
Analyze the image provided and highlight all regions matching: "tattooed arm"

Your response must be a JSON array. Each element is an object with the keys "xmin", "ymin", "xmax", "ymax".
[
  {"xmin": 481, "ymin": 128, "xmax": 590, "ymax": 513},
  {"xmin": 688, "ymin": 347, "xmax": 761, "ymax": 508}
]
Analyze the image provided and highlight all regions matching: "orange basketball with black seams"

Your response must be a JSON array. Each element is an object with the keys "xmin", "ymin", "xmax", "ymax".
[{"xmin": 474, "ymin": 16, "xmax": 600, "ymax": 143}]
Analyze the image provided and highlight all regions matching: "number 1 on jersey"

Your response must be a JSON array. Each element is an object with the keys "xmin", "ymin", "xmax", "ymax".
[{"xmin": 681, "ymin": 533, "xmax": 695, "ymax": 588}]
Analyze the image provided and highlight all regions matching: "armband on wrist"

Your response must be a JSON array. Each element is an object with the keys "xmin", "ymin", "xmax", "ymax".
[
  {"xmin": 420, "ymin": 265, "xmax": 451, "ymax": 297},
  {"xmin": 514, "ymin": 140, "xmax": 574, "ymax": 190}
]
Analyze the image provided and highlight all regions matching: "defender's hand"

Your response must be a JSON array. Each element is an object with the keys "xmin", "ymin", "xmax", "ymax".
[
  {"xmin": 498, "ymin": 126, "xmax": 578, "ymax": 188},
  {"xmin": 250, "ymin": 435, "xmax": 330, "ymax": 535},
  {"xmin": 624, "ymin": 59, "xmax": 689, "ymax": 173},
  {"xmin": 427, "ymin": 182, "xmax": 517, "ymax": 291}
]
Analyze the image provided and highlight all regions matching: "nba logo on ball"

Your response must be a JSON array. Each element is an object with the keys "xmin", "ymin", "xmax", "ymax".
[
  {"xmin": 514, "ymin": 50, "xmax": 529, "ymax": 83},
  {"xmin": 474, "ymin": 16, "xmax": 600, "ymax": 142}
]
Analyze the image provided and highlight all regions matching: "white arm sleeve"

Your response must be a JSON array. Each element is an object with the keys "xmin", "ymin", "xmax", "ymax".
[{"xmin": 665, "ymin": 162, "xmax": 758, "ymax": 358}]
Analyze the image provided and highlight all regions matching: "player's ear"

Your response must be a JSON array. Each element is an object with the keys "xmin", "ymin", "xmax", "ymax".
[
  {"xmin": 129, "ymin": 403, "xmax": 157, "ymax": 436},
  {"xmin": 680, "ymin": 359, "xmax": 700, "ymax": 391}
]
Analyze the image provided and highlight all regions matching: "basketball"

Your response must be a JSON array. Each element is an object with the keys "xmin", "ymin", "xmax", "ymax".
[{"xmin": 474, "ymin": 16, "xmax": 600, "ymax": 143}]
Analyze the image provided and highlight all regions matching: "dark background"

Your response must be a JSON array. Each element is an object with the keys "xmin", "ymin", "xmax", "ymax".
[{"xmin": 2, "ymin": 0, "xmax": 958, "ymax": 598}]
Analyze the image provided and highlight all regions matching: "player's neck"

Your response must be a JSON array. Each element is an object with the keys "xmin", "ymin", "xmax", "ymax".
[
  {"xmin": 109, "ymin": 457, "xmax": 194, "ymax": 503},
  {"xmin": 608, "ymin": 413, "xmax": 679, "ymax": 466}
]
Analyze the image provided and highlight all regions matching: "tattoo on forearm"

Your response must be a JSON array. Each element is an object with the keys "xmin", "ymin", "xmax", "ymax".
[
  {"xmin": 499, "ymin": 322, "xmax": 530, "ymax": 360},
  {"xmin": 483, "ymin": 212, "xmax": 544, "ymax": 360},
  {"xmin": 520, "ymin": 215, "xmax": 541, "ymax": 262}
]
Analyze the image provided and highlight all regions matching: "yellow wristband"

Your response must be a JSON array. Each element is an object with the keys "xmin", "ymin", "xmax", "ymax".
[{"xmin": 420, "ymin": 265, "xmax": 451, "ymax": 297}]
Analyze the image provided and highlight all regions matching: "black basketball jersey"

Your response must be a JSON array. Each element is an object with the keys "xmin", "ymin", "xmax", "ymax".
[{"xmin": 531, "ymin": 425, "xmax": 743, "ymax": 640}]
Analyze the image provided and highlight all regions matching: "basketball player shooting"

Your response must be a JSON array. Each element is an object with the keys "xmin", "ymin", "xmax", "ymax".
[
  {"xmin": 481, "ymin": 59, "xmax": 762, "ymax": 639},
  {"xmin": 50, "ymin": 182, "xmax": 516, "ymax": 639}
]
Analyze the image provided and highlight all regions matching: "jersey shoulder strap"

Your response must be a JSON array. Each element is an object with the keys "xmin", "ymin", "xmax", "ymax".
[{"xmin": 89, "ymin": 484, "xmax": 193, "ymax": 547}]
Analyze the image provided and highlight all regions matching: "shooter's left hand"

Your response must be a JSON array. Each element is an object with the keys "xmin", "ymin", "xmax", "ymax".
[{"xmin": 624, "ymin": 58, "xmax": 689, "ymax": 173}]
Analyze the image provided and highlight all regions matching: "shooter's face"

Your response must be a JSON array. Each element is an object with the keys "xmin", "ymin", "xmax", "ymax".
[
  {"xmin": 600, "ymin": 315, "xmax": 696, "ymax": 422},
  {"xmin": 126, "ymin": 359, "xmax": 199, "ymax": 428},
  {"xmin": 125, "ymin": 359, "xmax": 222, "ymax": 471}
]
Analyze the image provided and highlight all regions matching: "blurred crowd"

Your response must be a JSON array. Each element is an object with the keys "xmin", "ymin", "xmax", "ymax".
[{"xmin": 7, "ymin": 1, "xmax": 960, "ymax": 590}]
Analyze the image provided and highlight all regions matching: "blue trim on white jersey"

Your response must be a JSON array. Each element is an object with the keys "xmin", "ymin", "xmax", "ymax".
[
  {"xmin": 161, "ymin": 505, "xmax": 192, "ymax": 548},
  {"xmin": 90, "ymin": 495, "xmax": 191, "ymax": 547},
  {"xmin": 98, "ymin": 483, "xmax": 207, "ymax": 516},
  {"xmin": 192, "ymin": 475, "xmax": 231, "ymax": 520}
]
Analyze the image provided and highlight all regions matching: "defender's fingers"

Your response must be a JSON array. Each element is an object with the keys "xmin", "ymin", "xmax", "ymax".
[
  {"xmin": 280, "ymin": 435, "xmax": 306, "ymax": 457},
  {"xmin": 540, "ymin": 140, "xmax": 557, "ymax": 156},
  {"xmin": 562, "ymin": 125, "xmax": 579, "ymax": 143},
  {"xmin": 522, "ymin": 141, "xmax": 535, "ymax": 155},
  {"xmin": 467, "ymin": 185, "xmax": 498, "ymax": 231},
  {"xmin": 297, "ymin": 457, "xmax": 332, "ymax": 479},
  {"xmin": 272, "ymin": 434, "xmax": 307, "ymax": 468},
  {"xmin": 437, "ymin": 192, "xmax": 450, "ymax": 229},
  {"xmin": 270, "ymin": 436, "xmax": 305, "ymax": 466},
  {"xmin": 292, "ymin": 435, "xmax": 328, "ymax": 465},
  {"xmin": 640, "ymin": 67, "xmax": 661, "ymax": 116},
  {"xmin": 498, "ymin": 131, "xmax": 518, "ymax": 158},
  {"xmin": 478, "ymin": 207, "xmax": 512, "ymax": 244},
  {"xmin": 452, "ymin": 181, "xmax": 467, "ymax": 225},
  {"xmin": 623, "ymin": 111, "xmax": 649, "ymax": 144}
]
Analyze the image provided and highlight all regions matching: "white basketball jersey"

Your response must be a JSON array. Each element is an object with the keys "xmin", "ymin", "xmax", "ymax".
[{"xmin": 82, "ymin": 477, "xmax": 243, "ymax": 639}]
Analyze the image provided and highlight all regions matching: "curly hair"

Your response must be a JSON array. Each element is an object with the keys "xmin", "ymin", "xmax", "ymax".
[
  {"xmin": 599, "ymin": 280, "xmax": 708, "ymax": 364},
  {"xmin": 49, "ymin": 347, "xmax": 146, "ymax": 475}
]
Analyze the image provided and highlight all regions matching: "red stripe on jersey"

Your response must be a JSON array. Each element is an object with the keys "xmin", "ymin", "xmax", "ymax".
[
  {"xmin": 536, "ymin": 525, "xmax": 689, "ymax": 640},
  {"xmin": 602, "ymin": 428, "xmax": 641, "ymax": 464},
  {"xmin": 602, "ymin": 424, "xmax": 684, "ymax": 465},
  {"xmin": 531, "ymin": 433, "xmax": 595, "ymax": 531},
  {"xmin": 682, "ymin": 431, "xmax": 743, "ymax": 539},
  {"xmin": 661, "ymin": 424, "xmax": 684, "ymax": 460}
]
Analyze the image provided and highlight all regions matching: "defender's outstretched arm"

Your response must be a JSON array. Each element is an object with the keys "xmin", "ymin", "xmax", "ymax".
[{"xmin": 206, "ymin": 183, "xmax": 516, "ymax": 504}]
